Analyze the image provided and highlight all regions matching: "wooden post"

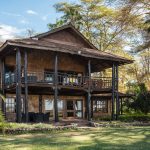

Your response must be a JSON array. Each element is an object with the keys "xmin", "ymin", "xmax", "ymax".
[
  {"xmin": 16, "ymin": 48, "xmax": 22, "ymax": 123},
  {"xmin": 111, "ymin": 63, "xmax": 115, "ymax": 120},
  {"xmin": 54, "ymin": 53, "xmax": 59, "ymax": 122},
  {"xmin": 115, "ymin": 64, "xmax": 119, "ymax": 120},
  {"xmin": 87, "ymin": 60, "xmax": 91, "ymax": 121},
  {"xmin": 120, "ymin": 98, "xmax": 123, "ymax": 115},
  {"xmin": 24, "ymin": 51, "xmax": 28, "ymax": 122},
  {"xmin": 39, "ymin": 95, "xmax": 42, "ymax": 113},
  {"xmin": 1, "ymin": 59, "xmax": 6, "ymax": 115}
]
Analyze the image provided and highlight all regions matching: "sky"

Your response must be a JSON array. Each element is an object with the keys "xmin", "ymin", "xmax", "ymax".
[{"xmin": 0, "ymin": 0, "xmax": 77, "ymax": 41}]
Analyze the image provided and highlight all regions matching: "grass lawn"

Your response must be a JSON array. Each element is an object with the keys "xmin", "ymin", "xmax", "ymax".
[{"xmin": 0, "ymin": 127, "xmax": 150, "ymax": 150}]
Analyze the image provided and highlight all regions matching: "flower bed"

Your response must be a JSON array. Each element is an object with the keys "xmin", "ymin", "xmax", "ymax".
[
  {"xmin": 89, "ymin": 121, "xmax": 150, "ymax": 127},
  {"xmin": 0, "ymin": 123, "xmax": 78, "ymax": 135}
]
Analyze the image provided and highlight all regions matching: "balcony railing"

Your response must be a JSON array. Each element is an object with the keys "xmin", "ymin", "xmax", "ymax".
[{"xmin": 5, "ymin": 71, "xmax": 112, "ymax": 90}]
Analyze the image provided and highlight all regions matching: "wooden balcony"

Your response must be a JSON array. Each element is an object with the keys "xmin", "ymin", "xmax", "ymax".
[{"xmin": 5, "ymin": 71, "xmax": 112, "ymax": 91}]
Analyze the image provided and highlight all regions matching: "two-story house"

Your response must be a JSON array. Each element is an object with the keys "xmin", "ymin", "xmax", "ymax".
[{"xmin": 0, "ymin": 24, "xmax": 133, "ymax": 123}]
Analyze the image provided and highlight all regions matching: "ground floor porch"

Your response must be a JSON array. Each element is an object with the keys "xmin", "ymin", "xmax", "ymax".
[{"xmin": 3, "ymin": 94, "xmax": 112, "ymax": 122}]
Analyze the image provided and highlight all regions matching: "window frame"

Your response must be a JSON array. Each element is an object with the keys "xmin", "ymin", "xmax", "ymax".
[
  {"xmin": 6, "ymin": 97, "xmax": 16, "ymax": 113},
  {"xmin": 93, "ymin": 99, "xmax": 108, "ymax": 113}
]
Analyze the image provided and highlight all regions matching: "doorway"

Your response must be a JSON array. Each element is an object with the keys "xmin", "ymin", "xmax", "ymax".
[{"xmin": 66, "ymin": 100, "xmax": 83, "ymax": 118}]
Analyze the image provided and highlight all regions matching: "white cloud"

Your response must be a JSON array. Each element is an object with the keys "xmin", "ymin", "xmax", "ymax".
[
  {"xmin": 41, "ymin": 15, "xmax": 48, "ymax": 21},
  {"xmin": 0, "ymin": 24, "xmax": 25, "ymax": 41},
  {"xmin": 20, "ymin": 19, "xmax": 29, "ymax": 24},
  {"xmin": 1, "ymin": 11, "xmax": 22, "ymax": 17},
  {"xmin": 26, "ymin": 10, "xmax": 38, "ymax": 15}
]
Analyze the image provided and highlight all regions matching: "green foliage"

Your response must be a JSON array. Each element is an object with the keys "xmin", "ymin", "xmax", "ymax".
[
  {"xmin": 126, "ymin": 83, "xmax": 150, "ymax": 114},
  {"xmin": 0, "ymin": 110, "xmax": 6, "ymax": 135},
  {"xmin": 93, "ymin": 115, "xmax": 111, "ymax": 121},
  {"xmin": 119, "ymin": 114, "xmax": 150, "ymax": 122},
  {"xmin": 6, "ymin": 123, "xmax": 53, "ymax": 130},
  {"xmin": 48, "ymin": 0, "xmax": 144, "ymax": 52},
  {"xmin": 0, "ymin": 110, "xmax": 4, "ymax": 123},
  {"xmin": 0, "ymin": 91, "xmax": 7, "ymax": 135}
]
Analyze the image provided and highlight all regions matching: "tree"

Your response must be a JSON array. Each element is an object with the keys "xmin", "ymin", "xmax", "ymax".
[
  {"xmin": 48, "ymin": 0, "xmax": 144, "ymax": 52},
  {"xmin": 0, "ymin": 90, "xmax": 6, "ymax": 135},
  {"xmin": 128, "ymin": 83, "xmax": 150, "ymax": 114}
]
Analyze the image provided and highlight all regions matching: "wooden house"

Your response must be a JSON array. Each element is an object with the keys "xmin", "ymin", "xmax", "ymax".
[{"xmin": 0, "ymin": 24, "xmax": 133, "ymax": 123}]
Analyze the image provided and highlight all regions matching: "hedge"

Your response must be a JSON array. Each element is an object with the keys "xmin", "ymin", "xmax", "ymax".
[{"xmin": 119, "ymin": 114, "xmax": 150, "ymax": 122}]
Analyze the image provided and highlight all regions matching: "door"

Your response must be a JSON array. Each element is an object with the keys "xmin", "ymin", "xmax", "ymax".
[
  {"xmin": 66, "ymin": 100, "xmax": 83, "ymax": 118},
  {"xmin": 66, "ymin": 100, "xmax": 74, "ymax": 117}
]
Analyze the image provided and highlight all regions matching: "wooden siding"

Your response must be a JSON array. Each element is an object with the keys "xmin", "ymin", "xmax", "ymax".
[
  {"xmin": 5, "ymin": 94, "xmax": 86, "ymax": 121},
  {"xmin": 5, "ymin": 93, "xmax": 112, "ymax": 122},
  {"xmin": 5, "ymin": 50, "xmax": 87, "ymax": 74},
  {"xmin": 41, "ymin": 28, "xmax": 92, "ymax": 49}
]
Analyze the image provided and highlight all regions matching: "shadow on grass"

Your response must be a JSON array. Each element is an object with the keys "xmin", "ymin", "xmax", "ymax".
[{"xmin": 0, "ymin": 127, "xmax": 149, "ymax": 150}]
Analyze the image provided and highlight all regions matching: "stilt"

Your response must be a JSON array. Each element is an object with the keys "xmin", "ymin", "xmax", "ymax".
[
  {"xmin": 54, "ymin": 53, "xmax": 59, "ymax": 122},
  {"xmin": 1, "ymin": 59, "xmax": 6, "ymax": 115},
  {"xmin": 16, "ymin": 48, "xmax": 22, "ymax": 123},
  {"xmin": 24, "ymin": 51, "xmax": 28, "ymax": 122},
  {"xmin": 87, "ymin": 60, "xmax": 91, "ymax": 121},
  {"xmin": 111, "ymin": 63, "xmax": 115, "ymax": 120}
]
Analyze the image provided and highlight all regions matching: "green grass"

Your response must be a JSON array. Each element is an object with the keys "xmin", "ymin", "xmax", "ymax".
[{"xmin": 0, "ymin": 127, "xmax": 150, "ymax": 150}]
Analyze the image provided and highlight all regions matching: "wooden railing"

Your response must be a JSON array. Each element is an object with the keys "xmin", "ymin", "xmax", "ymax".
[
  {"xmin": 5, "ymin": 73, "xmax": 15, "ymax": 86},
  {"xmin": 5, "ymin": 71, "xmax": 112, "ymax": 90}
]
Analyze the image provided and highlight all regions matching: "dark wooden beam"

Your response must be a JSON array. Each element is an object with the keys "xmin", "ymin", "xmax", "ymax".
[
  {"xmin": 120, "ymin": 98, "xmax": 123, "ymax": 115},
  {"xmin": 1, "ymin": 59, "xmax": 6, "ymax": 115},
  {"xmin": 39, "ymin": 95, "xmax": 42, "ymax": 113},
  {"xmin": 111, "ymin": 63, "xmax": 115, "ymax": 120},
  {"xmin": 54, "ymin": 53, "xmax": 59, "ymax": 122},
  {"xmin": 87, "ymin": 60, "xmax": 91, "ymax": 121},
  {"xmin": 115, "ymin": 64, "xmax": 119, "ymax": 120},
  {"xmin": 16, "ymin": 48, "xmax": 22, "ymax": 123},
  {"xmin": 24, "ymin": 51, "xmax": 28, "ymax": 122}
]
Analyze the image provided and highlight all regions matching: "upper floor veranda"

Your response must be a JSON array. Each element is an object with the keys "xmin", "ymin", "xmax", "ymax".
[
  {"xmin": 0, "ymin": 24, "xmax": 133, "ymax": 93},
  {"xmin": 2, "ymin": 49, "xmax": 113, "ymax": 92}
]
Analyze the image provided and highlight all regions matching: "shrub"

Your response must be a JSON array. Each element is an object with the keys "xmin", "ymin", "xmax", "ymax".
[
  {"xmin": 93, "ymin": 116, "xmax": 111, "ymax": 121},
  {"xmin": 119, "ymin": 114, "xmax": 150, "ymax": 122},
  {"xmin": 0, "ymin": 110, "xmax": 7, "ymax": 135}
]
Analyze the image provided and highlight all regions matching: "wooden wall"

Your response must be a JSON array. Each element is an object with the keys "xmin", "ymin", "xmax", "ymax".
[
  {"xmin": 5, "ymin": 93, "xmax": 113, "ymax": 122},
  {"xmin": 5, "ymin": 94, "xmax": 86, "ymax": 121},
  {"xmin": 5, "ymin": 50, "xmax": 87, "ymax": 75},
  {"xmin": 41, "ymin": 28, "xmax": 92, "ymax": 49}
]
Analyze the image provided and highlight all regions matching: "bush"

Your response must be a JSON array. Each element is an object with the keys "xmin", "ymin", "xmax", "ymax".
[
  {"xmin": 93, "ymin": 116, "xmax": 111, "ymax": 121},
  {"xmin": 119, "ymin": 114, "xmax": 150, "ymax": 122},
  {"xmin": 0, "ymin": 110, "xmax": 7, "ymax": 135}
]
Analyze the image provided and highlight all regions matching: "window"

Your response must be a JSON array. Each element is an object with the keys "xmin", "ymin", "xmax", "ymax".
[
  {"xmin": 93, "ymin": 100, "xmax": 108, "ymax": 113},
  {"xmin": 6, "ymin": 98, "xmax": 15, "ymax": 113},
  {"xmin": 45, "ymin": 99, "xmax": 53, "ymax": 111},
  {"xmin": 75, "ymin": 100, "xmax": 82, "ymax": 118},
  {"xmin": 58, "ymin": 100, "xmax": 63, "ymax": 111},
  {"xmin": 44, "ymin": 71, "xmax": 54, "ymax": 83}
]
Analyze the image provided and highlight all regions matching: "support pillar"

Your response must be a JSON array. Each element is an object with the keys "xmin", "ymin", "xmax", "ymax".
[
  {"xmin": 24, "ymin": 51, "xmax": 28, "ymax": 122},
  {"xmin": 1, "ymin": 59, "xmax": 6, "ymax": 115},
  {"xmin": 120, "ymin": 98, "xmax": 123, "ymax": 115},
  {"xmin": 115, "ymin": 64, "xmax": 119, "ymax": 120},
  {"xmin": 54, "ymin": 53, "xmax": 59, "ymax": 122},
  {"xmin": 111, "ymin": 63, "xmax": 115, "ymax": 120},
  {"xmin": 87, "ymin": 60, "xmax": 91, "ymax": 121},
  {"xmin": 16, "ymin": 48, "xmax": 22, "ymax": 123},
  {"xmin": 39, "ymin": 95, "xmax": 42, "ymax": 113}
]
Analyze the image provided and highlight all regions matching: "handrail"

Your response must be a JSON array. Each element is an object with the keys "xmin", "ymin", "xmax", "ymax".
[{"xmin": 5, "ymin": 71, "xmax": 112, "ymax": 89}]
